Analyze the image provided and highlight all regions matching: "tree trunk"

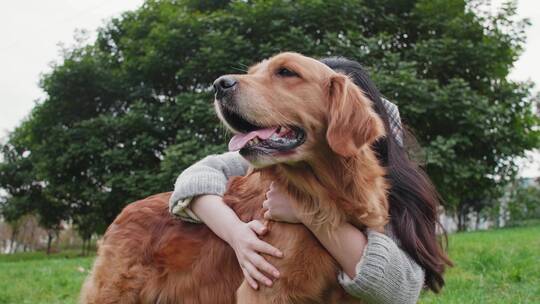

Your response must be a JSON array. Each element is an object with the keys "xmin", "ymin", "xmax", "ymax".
[
  {"xmin": 9, "ymin": 228, "xmax": 19, "ymax": 254},
  {"xmin": 81, "ymin": 238, "xmax": 87, "ymax": 256},
  {"xmin": 458, "ymin": 204, "xmax": 468, "ymax": 232},
  {"xmin": 28, "ymin": 224, "xmax": 36, "ymax": 252},
  {"xmin": 46, "ymin": 232, "xmax": 53, "ymax": 255},
  {"xmin": 457, "ymin": 208, "xmax": 463, "ymax": 231}
]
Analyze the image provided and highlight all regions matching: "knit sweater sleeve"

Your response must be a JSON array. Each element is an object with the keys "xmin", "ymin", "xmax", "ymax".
[
  {"xmin": 168, "ymin": 151, "xmax": 249, "ymax": 222},
  {"xmin": 338, "ymin": 229, "xmax": 425, "ymax": 304}
]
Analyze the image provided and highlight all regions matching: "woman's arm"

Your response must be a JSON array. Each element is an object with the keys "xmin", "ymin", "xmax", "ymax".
[
  {"xmin": 168, "ymin": 152, "xmax": 282, "ymax": 289},
  {"xmin": 264, "ymin": 182, "xmax": 366, "ymax": 277},
  {"xmin": 304, "ymin": 222, "xmax": 424, "ymax": 304},
  {"xmin": 169, "ymin": 151, "xmax": 249, "ymax": 220},
  {"xmin": 336, "ymin": 229, "xmax": 424, "ymax": 304},
  {"xmin": 265, "ymin": 184, "xmax": 425, "ymax": 304},
  {"xmin": 190, "ymin": 195, "xmax": 282, "ymax": 289},
  {"xmin": 302, "ymin": 221, "xmax": 367, "ymax": 279}
]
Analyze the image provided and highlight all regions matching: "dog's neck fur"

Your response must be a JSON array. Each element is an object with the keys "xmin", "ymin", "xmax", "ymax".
[{"xmin": 261, "ymin": 146, "xmax": 388, "ymax": 230}]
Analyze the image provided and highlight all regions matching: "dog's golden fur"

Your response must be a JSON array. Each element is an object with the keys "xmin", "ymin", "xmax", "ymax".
[{"xmin": 80, "ymin": 52, "xmax": 388, "ymax": 304}]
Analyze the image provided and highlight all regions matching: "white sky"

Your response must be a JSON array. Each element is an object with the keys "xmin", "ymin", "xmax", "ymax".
[
  {"xmin": 0, "ymin": 0, "xmax": 538, "ymax": 177},
  {"xmin": 0, "ymin": 0, "xmax": 144, "ymax": 138}
]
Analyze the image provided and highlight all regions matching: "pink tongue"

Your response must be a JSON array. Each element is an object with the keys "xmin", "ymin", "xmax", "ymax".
[{"xmin": 228, "ymin": 127, "xmax": 278, "ymax": 151}]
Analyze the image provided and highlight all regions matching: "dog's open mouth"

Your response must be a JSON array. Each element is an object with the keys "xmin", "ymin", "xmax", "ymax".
[{"xmin": 220, "ymin": 107, "xmax": 306, "ymax": 154}]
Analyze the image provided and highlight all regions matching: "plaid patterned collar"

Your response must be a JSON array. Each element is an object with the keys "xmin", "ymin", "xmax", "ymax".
[{"xmin": 381, "ymin": 98, "xmax": 404, "ymax": 147}]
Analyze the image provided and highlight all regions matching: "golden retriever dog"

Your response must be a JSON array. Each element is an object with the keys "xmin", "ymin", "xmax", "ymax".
[{"xmin": 80, "ymin": 52, "xmax": 388, "ymax": 304}]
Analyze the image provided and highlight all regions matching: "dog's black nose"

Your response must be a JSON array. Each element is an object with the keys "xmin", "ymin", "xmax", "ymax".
[{"xmin": 213, "ymin": 76, "xmax": 237, "ymax": 98}]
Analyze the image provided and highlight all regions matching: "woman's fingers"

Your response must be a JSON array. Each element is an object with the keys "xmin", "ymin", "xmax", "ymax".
[
  {"xmin": 249, "ymin": 252, "xmax": 280, "ymax": 278},
  {"xmin": 266, "ymin": 182, "xmax": 277, "ymax": 198},
  {"xmin": 263, "ymin": 210, "xmax": 272, "ymax": 220},
  {"xmin": 241, "ymin": 267, "xmax": 259, "ymax": 290},
  {"xmin": 239, "ymin": 219, "xmax": 283, "ymax": 286},
  {"xmin": 253, "ymin": 239, "xmax": 283, "ymax": 258},
  {"xmin": 269, "ymin": 182, "xmax": 275, "ymax": 191},
  {"xmin": 243, "ymin": 261, "xmax": 273, "ymax": 287},
  {"xmin": 247, "ymin": 220, "xmax": 267, "ymax": 235},
  {"xmin": 246, "ymin": 221, "xmax": 282, "ymax": 257}
]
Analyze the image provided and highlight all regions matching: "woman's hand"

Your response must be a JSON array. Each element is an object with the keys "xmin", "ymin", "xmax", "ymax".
[
  {"xmin": 229, "ymin": 220, "xmax": 283, "ymax": 290},
  {"xmin": 262, "ymin": 183, "xmax": 367, "ymax": 278},
  {"xmin": 190, "ymin": 195, "xmax": 282, "ymax": 290},
  {"xmin": 263, "ymin": 182, "xmax": 302, "ymax": 223}
]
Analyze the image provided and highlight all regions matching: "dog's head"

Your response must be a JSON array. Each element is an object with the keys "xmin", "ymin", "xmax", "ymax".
[{"xmin": 214, "ymin": 52, "xmax": 385, "ymax": 167}]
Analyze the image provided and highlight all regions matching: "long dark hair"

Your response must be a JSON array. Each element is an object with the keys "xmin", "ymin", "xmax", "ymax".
[{"xmin": 320, "ymin": 57, "xmax": 452, "ymax": 292}]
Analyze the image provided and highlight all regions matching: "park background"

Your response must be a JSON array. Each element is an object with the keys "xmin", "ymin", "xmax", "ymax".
[{"xmin": 0, "ymin": 0, "xmax": 539, "ymax": 303}]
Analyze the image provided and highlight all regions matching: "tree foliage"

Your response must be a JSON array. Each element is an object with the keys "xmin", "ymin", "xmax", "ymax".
[
  {"xmin": 1, "ymin": 0, "xmax": 538, "ymax": 236},
  {"xmin": 508, "ymin": 179, "xmax": 540, "ymax": 224}
]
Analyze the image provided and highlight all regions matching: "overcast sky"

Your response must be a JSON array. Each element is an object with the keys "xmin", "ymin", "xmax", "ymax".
[{"xmin": 0, "ymin": 0, "xmax": 538, "ymax": 177}]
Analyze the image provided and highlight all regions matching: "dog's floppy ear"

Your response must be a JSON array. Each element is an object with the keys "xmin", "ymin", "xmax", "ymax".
[{"xmin": 326, "ymin": 75, "xmax": 385, "ymax": 157}]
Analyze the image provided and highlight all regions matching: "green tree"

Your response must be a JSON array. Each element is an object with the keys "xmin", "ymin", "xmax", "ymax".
[
  {"xmin": 1, "ymin": 0, "xmax": 538, "ymax": 237},
  {"xmin": 508, "ymin": 179, "xmax": 540, "ymax": 224},
  {"xmin": 0, "ymin": 124, "xmax": 67, "ymax": 254}
]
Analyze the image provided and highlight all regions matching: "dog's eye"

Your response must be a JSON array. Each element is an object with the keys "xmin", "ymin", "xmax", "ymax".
[{"xmin": 276, "ymin": 67, "xmax": 298, "ymax": 77}]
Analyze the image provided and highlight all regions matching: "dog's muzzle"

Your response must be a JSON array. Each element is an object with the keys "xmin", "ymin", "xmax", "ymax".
[{"xmin": 213, "ymin": 76, "xmax": 237, "ymax": 100}]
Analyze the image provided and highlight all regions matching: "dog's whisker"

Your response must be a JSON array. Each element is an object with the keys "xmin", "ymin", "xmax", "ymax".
[{"xmin": 231, "ymin": 66, "xmax": 247, "ymax": 73}]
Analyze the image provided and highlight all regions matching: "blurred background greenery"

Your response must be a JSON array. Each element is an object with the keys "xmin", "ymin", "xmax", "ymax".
[{"xmin": 0, "ymin": 0, "xmax": 539, "ymax": 302}]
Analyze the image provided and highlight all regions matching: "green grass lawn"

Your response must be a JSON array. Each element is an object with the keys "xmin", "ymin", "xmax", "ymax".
[
  {"xmin": 0, "ymin": 250, "xmax": 94, "ymax": 304},
  {"xmin": 0, "ymin": 225, "xmax": 539, "ymax": 304},
  {"xmin": 421, "ymin": 224, "xmax": 540, "ymax": 303}
]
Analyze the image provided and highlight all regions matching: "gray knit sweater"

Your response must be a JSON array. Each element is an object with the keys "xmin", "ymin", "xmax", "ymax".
[{"xmin": 169, "ymin": 152, "xmax": 424, "ymax": 304}]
